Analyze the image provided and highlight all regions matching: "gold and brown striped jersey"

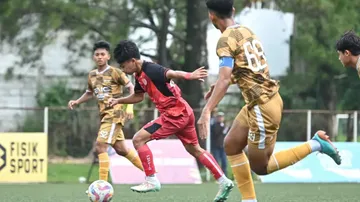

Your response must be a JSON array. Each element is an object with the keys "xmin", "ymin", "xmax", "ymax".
[
  {"xmin": 216, "ymin": 25, "xmax": 279, "ymax": 108},
  {"xmin": 87, "ymin": 66, "xmax": 129, "ymax": 125}
]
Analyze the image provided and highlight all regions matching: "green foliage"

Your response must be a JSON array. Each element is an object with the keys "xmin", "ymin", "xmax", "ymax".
[
  {"xmin": 0, "ymin": 0, "xmax": 213, "ymax": 108},
  {"xmin": 18, "ymin": 80, "xmax": 97, "ymax": 157},
  {"xmin": 277, "ymin": 0, "xmax": 360, "ymax": 109},
  {"xmin": 0, "ymin": 0, "xmax": 131, "ymax": 75},
  {"xmin": 274, "ymin": 0, "xmax": 360, "ymax": 138},
  {"xmin": 36, "ymin": 81, "xmax": 77, "ymax": 107}
]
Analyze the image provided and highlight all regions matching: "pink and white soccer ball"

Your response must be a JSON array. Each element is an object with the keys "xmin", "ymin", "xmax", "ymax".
[{"xmin": 87, "ymin": 180, "xmax": 114, "ymax": 202}]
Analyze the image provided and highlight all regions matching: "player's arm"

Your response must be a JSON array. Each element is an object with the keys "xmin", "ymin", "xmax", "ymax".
[
  {"xmin": 109, "ymin": 79, "xmax": 145, "ymax": 106},
  {"xmin": 165, "ymin": 67, "xmax": 208, "ymax": 81},
  {"xmin": 76, "ymin": 91, "xmax": 94, "ymax": 104},
  {"xmin": 202, "ymin": 57, "xmax": 233, "ymax": 113},
  {"xmin": 124, "ymin": 81, "xmax": 135, "ymax": 94},
  {"xmin": 116, "ymin": 69, "xmax": 135, "ymax": 112},
  {"xmin": 112, "ymin": 93, "xmax": 145, "ymax": 105},
  {"xmin": 68, "ymin": 76, "xmax": 93, "ymax": 110}
]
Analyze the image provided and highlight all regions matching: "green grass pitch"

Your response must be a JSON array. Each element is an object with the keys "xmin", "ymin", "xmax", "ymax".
[{"xmin": 0, "ymin": 183, "xmax": 359, "ymax": 202}]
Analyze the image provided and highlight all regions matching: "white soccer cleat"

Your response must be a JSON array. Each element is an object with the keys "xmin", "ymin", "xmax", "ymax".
[
  {"xmin": 130, "ymin": 176, "xmax": 161, "ymax": 193},
  {"xmin": 214, "ymin": 178, "xmax": 234, "ymax": 202}
]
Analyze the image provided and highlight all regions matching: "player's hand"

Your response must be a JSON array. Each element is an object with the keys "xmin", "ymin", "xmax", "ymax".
[
  {"xmin": 68, "ymin": 100, "xmax": 78, "ymax": 110},
  {"xmin": 190, "ymin": 67, "xmax": 208, "ymax": 82},
  {"xmin": 204, "ymin": 83, "xmax": 215, "ymax": 100},
  {"xmin": 108, "ymin": 98, "xmax": 119, "ymax": 107},
  {"xmin": 197, "ymin": 110, "xmax": 211, "ymax": 140}
]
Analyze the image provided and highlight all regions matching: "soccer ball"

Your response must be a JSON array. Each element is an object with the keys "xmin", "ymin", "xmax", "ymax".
[{"xmin": 87, "ymin": 180, "xmax": 114, "ymax": 202}]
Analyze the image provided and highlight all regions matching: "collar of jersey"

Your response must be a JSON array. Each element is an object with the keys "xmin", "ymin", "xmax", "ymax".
[
  {"xmin": 226, "ymin": 24, "xmax": 241, "ymax": 30},
  {"xmin": 96, "ymin": 65, "xmax": 110, "ymax": 74},
  {"xmin": 356, "ymin": 57, "xmax": 360, "ymax": 71}
]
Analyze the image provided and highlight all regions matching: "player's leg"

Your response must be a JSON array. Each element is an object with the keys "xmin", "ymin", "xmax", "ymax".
[
  {"xmin": 130, "ymin": 128, "xmax": 158, "ymax": 193},
  {"xmin": 182, "ymin": 143, "xmax": 225, "ymax": 180},
  {"xmin": 176, "ymin": 113, "xmax": 233, "ymax": 202},
  {"xmin": 130, "ymin": 116, "xmax": 176, "ymax": 193},
  {"xmin": 247, "ymin": 93, "xmax": 341, "ymax": 176},
  {"xmin": 224, "ymin": 106, "xmax": 257, "ymax": 202},
  {"xmin": 95, "ymin": 122, "xmax": 113, "ymax": 182},
  {"xmin": 84, "ymin": 123, "xmax": 113, "ymax": 195},
  {"xmin": 112, "ymin": 124, "xmax": 143, "ymax": 171}
]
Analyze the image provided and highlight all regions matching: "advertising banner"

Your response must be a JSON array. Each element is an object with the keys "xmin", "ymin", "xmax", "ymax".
[
  {"xmin": 109, "ymin": 140, "xmax": 202, "ymax": 184},
  {"xmin": 0, "ymin": 133, "xmax": 48, "ymax": 183}
]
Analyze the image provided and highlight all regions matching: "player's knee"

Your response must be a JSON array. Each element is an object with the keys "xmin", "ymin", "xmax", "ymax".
[
  {"xmin": 114, "ymin": 146, "xmax": 128, "ymax": 156},
  {"xmin": 132, "ymin": 133, "xmax": 145, "ymax": 149},
  {"xmin": 184, "ymin": 144, "xmax": 204, "ymax": 158},
  {"xmin": 224, "ymin": 135, "xmax": 243, "ymax": 155},
  {"xmin": 249, "ymin": 163, "xmax": 268, "ymax": 175},
  {"xmin": 95, "ymin": 141, "xmax": 108, "ymax": 154}
]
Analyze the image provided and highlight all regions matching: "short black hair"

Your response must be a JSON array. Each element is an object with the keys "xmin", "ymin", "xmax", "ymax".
[
  {"xmin": 335, "ymin": 30, "xmax": 360, "ymax": 55},
  {"xmin": 93, "ymin": 40, "xmax": 110, "ymax": 52},
  {"xmin": 206, "ymin": 0, "xmax": 234, "ymax": 18},
  {"xmin": 113, "ymin": 40, "xmax": 141, "ymax": 64}
]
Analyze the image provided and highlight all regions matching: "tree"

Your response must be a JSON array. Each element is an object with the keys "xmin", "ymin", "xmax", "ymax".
[
  {"xmin": 0, "ymin": 0, "xmax": 210, "ymax": 108},
  {"xmin": 179, "ymin": 0, "xmax": 209, "ymax": 108},
  {"xmin": 276, "ymin": 0, "xmax": 360, "ymax": 139}
]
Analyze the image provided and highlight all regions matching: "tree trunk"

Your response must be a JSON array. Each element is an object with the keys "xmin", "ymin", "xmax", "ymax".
[
  {"xmin": 181, "ymin": 0, "xmax": 208, "ymax": 109},
  {"xmin": 157, "ymin": 0, "xmax": 171, "ymax": 67}
]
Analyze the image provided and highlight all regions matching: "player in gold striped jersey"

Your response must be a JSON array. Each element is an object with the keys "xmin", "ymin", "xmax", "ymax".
[
  {"xmin": 68, "ymin": 41, "xmax": 143, "ymax": 187},
  {"xmin": 198, "ymin": 1, "xmax": 341, "ymax": 201}
]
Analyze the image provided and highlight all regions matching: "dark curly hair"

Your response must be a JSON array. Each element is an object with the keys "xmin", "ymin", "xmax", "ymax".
[
  {"xmin": 93, "ymin": 40, "xmax": 110, "ymax": 52},
  {"xmin": 336, "ymin": 30, "xmax": 360, "ymax": 56},
  {"xmin": 113, "ymin": 40, "xmax": 141, "ymax": 64},
  {"xmin": 206, "ymin": 0, "xmax": 234, "ymax": 18}
]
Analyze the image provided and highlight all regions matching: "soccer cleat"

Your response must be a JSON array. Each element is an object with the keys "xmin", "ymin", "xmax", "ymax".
[
  {"xmin": 130, "ymin": 176, "xmax": 161, "ymax": 193},
  {"xmin": 214, "ymin": 179, "xmax": 234, "ymax": 202},
  {"xmin": 312, "ymin": 131, "xmax": 342, "ymax": 165}
]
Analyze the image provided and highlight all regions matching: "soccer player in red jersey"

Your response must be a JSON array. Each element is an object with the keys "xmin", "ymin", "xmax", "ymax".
[{"xmin": 109, "ymin": 40, "xmax": 234, "ymax": 200}]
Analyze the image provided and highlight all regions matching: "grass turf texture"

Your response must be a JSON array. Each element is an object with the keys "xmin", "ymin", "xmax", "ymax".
[
  {"xmin": 0, "ymin": 183, "xmax": 359, "ymax": 202},
  {"xmin": 0, "ymin": 163, "xmax": 359, "ymax": 201}
]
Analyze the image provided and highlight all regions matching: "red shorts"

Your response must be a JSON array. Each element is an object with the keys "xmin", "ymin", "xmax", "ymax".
[{"xmin": 143, "ymin": 112, "xmax": 198, "ymax": 145}]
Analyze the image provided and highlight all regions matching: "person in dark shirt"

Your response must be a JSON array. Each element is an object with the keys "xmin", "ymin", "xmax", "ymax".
[
  {"xmin": 211, "ymin": 112, "xmax": 228, "ymax": 176},
  {"xmin": 109, "ymin": 40, "xmax": 234, "ymax": 201}
]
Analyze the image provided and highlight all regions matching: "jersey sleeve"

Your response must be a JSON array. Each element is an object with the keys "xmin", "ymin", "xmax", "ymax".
[
  {"xmin": 86, "ymin": 74, "xmax": 93, "ymax": 93},
  {"xmin": 114, "ymin": 68, "xmax": 130, "ymax": 86},
  {"xmin": 145, "ymin": 64, "xmax": 170, "ymax": 84},
  {"xmin": 216, "ymin": 32, "xmax": 236, "ymax": 58},
  {"xmin": 134, "ymin": 79, "xmax": 145, "ymax": 94}
]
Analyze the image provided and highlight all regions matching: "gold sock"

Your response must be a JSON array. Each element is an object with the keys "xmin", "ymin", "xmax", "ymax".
[
  {"xmin": 227, "ymin": 153, "xmax": 256, "ymax": 200},
  {"xmin": 267, "ymin": 142, "xmax": 312, "ymax": 174},
  {"xmin": 125, "ymin": 149, "xmax": 144, "ymax": 171},
  {"xmin": 98, "ymin": 152, "xmax": 110, "ymax": 181}
]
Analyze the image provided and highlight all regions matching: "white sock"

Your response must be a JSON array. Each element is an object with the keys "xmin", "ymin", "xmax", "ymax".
[
  {"xmin": 308, "ymin": 140, "xmax": 321, "ymax": 152},
  {"xmin": 242, "ymin": 199, "xmax": 257, "ymax": 202},
  {"xmin": 217, "ymin": 175, "xmax": 227, "ymax": 184},
  {"xmin": 147, "ymin": 174, "xmax": 158, "ymax": 181}
]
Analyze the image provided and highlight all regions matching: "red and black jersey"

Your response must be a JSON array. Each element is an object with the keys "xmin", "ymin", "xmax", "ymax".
[{"xmin": 135, "ymin": 61, "xmax": 192, "ymax": 117}]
